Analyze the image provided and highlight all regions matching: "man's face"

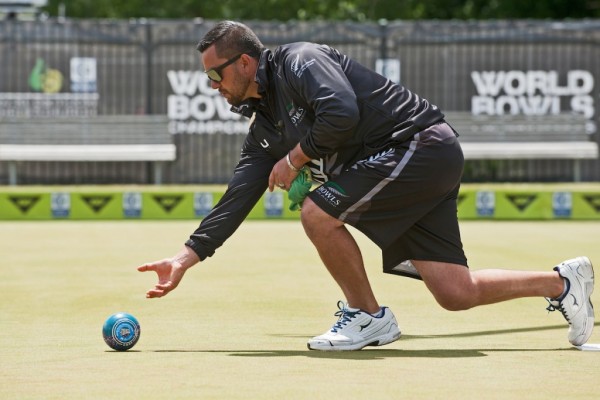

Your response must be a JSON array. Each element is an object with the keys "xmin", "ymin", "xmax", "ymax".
[{"xmin": 201, "ymin": 45, "xmax": 252, "ymax": 107}]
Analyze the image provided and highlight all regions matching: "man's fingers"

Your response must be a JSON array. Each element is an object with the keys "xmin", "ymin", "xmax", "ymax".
[
  {"xmin": 155, "ymin": 282, "xmax": 173, "ymax": 290},
  {"xmin": 137, "ymin": 263, "xmax": 156, "ymax": 272},
  {"xmin": 267, "ymin": 177, "xmax": 275, "ymax": 192},
  {"xmin": 145, "ymin": 281, "xmax": 176, "ymax": 298},
  {"xmin": 146, "ymin": 289, "xmax": 164, "ymax": 298},
  {"xmin": 146, "ymin": 284, "xmax": 169, "ymax": 298}
]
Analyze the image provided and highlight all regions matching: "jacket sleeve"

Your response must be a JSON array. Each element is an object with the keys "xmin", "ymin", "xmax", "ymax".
[
  {"xmin": 184, "ymin": 125, "xmax": 276, "ymax": 261},
  {"xmin": 282, "ymin": 44, "xmax": 361, "ymax": 159}
]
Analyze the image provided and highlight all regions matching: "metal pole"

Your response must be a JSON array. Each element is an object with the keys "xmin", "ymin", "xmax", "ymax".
[
  {"xmin": 144, "ymin": 21, "xmax": 153, "ymax": 115},
  {"xmin": 8, "ymin": 161, "xmax": 18, "ymax": 185},
  {"xmin": 379, "ymin": 19, "xmax": 388, "ymax": 60}
]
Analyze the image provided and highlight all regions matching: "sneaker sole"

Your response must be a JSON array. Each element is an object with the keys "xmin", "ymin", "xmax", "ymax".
[
  {"xmin": 307, "ymin": 328, "xmax": 401, "ymax": 351},
  {"xmin": 570, "ymin": 256, "xmax": 595, "ymax": 346}
]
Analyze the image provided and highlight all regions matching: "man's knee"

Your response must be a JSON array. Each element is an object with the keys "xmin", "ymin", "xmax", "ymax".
[
  {"xmin": 412, "ymin": 260, "xmax": 478, "ymax": 311},
  {"xmin": 300, "ymin": 198, "xmax": 342, "ymax": 236},
  {"xmin": 299, "ymin": 197, "xmax": 320, "ymax": 224},
  {"xmin": 434, "ymin": 290, "xmax": 477, "ymax": 311}
]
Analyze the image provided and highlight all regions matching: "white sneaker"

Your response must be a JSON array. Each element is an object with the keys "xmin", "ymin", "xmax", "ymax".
[
  {"xmin": 307, "ymin": 301, "xmax": 401, "ymax": 351},
  {"xmin": 546, "ymin": 256, "xmax": 595, "ymax": 346}
]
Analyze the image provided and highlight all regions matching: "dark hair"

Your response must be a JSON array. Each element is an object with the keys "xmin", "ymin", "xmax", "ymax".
[{"xmin": 196, "ymin": 21, "xmax": 264, "ymax": 59}]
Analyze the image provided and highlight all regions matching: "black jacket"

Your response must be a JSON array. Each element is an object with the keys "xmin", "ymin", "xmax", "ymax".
[{"xmin": 185, "ymin": 42, "xmax": 444, "ymax": 260}]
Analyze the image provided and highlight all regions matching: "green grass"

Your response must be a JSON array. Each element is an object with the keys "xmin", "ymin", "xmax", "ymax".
[{"xmin": 1, "ymin": 220, "xmax": 600, "ymax": 399}]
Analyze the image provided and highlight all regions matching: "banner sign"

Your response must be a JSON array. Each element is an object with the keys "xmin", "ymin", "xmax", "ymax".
[
  {"xmin": 167, "ymin": 70, "xmax": 248, "ymax": 135},
  {"xmin": 471, "ymin": 70, "xmax": 594, "ymax": 118},
  {"xmin": 1, "ymin": 189, "xmax": 599, "ymax": 220}
]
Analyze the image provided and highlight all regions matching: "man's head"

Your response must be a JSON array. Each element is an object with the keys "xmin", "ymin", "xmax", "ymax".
[
  {"xmin": 197, "ymin": 21, "xmax": 263, "ymax": 59},
  {"xmin": 197, "ymin": 21, "xmax": 264, "ymax": 106}
]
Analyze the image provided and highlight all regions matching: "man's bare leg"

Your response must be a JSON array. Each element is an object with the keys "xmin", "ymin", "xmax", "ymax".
[
  {"xmin": 301, "ymin": 197, "xmax": 565, "ymax": 314},
  {"xmin": 301, "ymin": 198, "xmax": 380, "ymax": 314},
  {"xmin": 300, "ymin": 198, "xmax": 593, "ymax": 347},
  {"xmin": 412, "ymin": 260, "xmax": 565, "ymax": 311},
  {"xmin": 412, "ymin": 258, "xmax": 594, "ymax": 345}
]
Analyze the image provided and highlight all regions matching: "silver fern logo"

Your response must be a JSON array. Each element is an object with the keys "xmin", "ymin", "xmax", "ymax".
[
  {"xmin": 325, "ymin": 182, "xmax": 348, "ymax": 197},
  {"xmin": 290, "ymin": 54, "xmax": 316, "ymax": 78}
]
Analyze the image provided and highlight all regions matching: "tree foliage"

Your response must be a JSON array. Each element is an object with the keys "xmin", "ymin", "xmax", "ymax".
[{"xmin": 43, "ymin": 0, "xmax": 600, "ymax": 20}]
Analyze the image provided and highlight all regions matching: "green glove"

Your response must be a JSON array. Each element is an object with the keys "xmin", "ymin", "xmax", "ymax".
[{"xmin": 288, "ymin": 167, "xmax": 312, "ymax": 211}]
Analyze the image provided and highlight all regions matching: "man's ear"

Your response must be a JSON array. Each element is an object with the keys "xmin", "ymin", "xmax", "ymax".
[{"xmin": 240, "ymin": 54, "xmax": 257, "ymax": 76}]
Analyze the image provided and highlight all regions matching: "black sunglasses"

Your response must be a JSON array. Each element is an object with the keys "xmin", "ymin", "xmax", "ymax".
[{"xmin": 204, "ymin": 54, "xmax": 242, "ymax": 82}]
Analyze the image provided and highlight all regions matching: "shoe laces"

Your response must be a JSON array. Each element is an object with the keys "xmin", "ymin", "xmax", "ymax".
[
  {"xmin": 545, "ymin": 298, "xmax": 571, "ymax": 324},
  {"xmin": 330, "ymin": 300, "xmax": 360, "ymax": 333},
  {"xmin": 545, "ymin": 276, "xmax": 572, "ymax": 322}
]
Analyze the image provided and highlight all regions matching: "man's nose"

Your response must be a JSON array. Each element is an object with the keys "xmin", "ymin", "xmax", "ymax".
[{"xmin": 210, "ymin": 79, "xmax": 220, "ymax": 89}]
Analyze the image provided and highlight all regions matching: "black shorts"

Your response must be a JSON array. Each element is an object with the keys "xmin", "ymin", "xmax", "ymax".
[{"xmin": 308, "ymin": 122, "xmax": 467, "ymax": 280}]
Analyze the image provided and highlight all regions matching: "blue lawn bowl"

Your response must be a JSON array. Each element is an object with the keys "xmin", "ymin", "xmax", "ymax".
[{"xmin": 102, "ymin": 312, "xmax": 141, "ymax": 351}]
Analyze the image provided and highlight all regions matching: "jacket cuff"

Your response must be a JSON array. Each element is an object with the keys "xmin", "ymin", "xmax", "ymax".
[
  {"xmin": 299, "ymin": 139, "xmax": 319, "ymax": 160},
  {"xmin": 184, "ymin": 239, "xmax": 207, "ymax": 261}
]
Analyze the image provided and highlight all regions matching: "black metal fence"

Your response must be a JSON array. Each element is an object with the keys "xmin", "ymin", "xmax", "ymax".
[{"xmin": 0, "ymin": 19, "xmax": 599, "ymax": 184}]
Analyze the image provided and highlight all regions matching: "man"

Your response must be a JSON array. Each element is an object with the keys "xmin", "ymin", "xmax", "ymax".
[{"xmin": 138, "ymin": 20, "xmax": 594, "ymax": 351}]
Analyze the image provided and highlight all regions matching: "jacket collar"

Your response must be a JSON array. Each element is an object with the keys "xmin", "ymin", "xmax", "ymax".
[{"xmin": 230, "ymin": 48, "xmax": 273, "ymax": 118}]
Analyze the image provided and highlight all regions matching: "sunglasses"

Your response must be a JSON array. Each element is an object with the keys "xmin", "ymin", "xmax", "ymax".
[{"xmin": 204, "ymin": 54, "xmax": 242, "ymax": 82}]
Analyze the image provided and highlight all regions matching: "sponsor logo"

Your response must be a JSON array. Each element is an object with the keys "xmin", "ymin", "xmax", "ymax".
[
  {"xmin": 193, "ymin": 192, "xmax": 213, "ymax": 217},
  {"xmin": 286, "ymin": 102, "xmax": 306, "ymax": 126},
  {"xmin": 70, "ymin": 57, "xmax": 97, "ymax": 93},
  {"xmin": 315, "ymin": 182, "xmax": 348, "ymax": 208},
  {"xmin": 471, "ymin": 69, "xmax": 594, "ymax": 118},
  {"xmin": 29, "ymin": 58, "xmax": 64, "ymax": 94},
  {"xmin": 123, "ymin": 192, "xmax": 142, "ymax": 218},
  {"xmin": 51, "ymin": 192, "xmax": 71, "ymax": 218},
  {"xmin": 167, "ymin": 70, "xmax": 246, "ymax": 135},
  {"xmin": 81, "ymin": 195, "xmax": 113, "ymax": 214},
  {"xmin": 8, "ymin": 195, "xmax": 41, "ymax": 214},
  {"xmin": 290, "ymin": 54, "xmax": 316, "ymax": 78},
  {"xmin": 476, "ymin": 191, "xmax": 495, "ymax": 217},
  {"xmin": 264, "ymin": 192, "xmax": 283, "ymax": 217},
  {"xmin": 506, "ymin": 194, "xmax": 537, "ymax": 212},
  {"xmin": 552, "ymin": 192, "xmax": 572, "ymax": 218},
  {"xmin": 359, "ymin": 320, "xmax": 372, "ymax": 331},
  {"xmin": 569, "ymin": 293, "xmax": 579, "ymax": 307},
  {"xmin": 583, "ymin": 194, "xmax": 600, "ymax": 212},
  {"xmin": 152, "ymin": 195, "xmax": 183, "ymax": 213}
]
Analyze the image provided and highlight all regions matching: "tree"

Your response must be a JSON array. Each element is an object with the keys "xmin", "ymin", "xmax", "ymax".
[{"xmin": 42, "ymin": 0, "xmax": 600, "ymax": 20}]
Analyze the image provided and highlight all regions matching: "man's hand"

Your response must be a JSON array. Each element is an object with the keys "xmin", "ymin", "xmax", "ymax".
[
  {"xmin": 268, "ymin": 156, "xmax": 298, "ymax": 192},
  {"xmin": 268, "ymin": 144, "xmax": 311, "ymax": 192},
  {"xmin": 137, "ymin": 246, "xmax": 199, "ymax": 298}
]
